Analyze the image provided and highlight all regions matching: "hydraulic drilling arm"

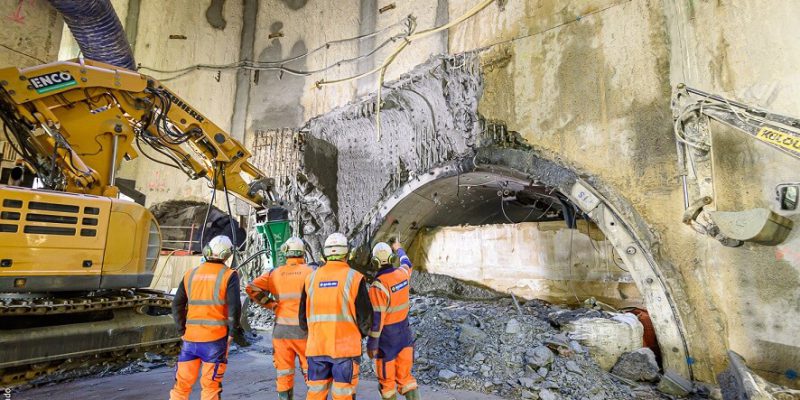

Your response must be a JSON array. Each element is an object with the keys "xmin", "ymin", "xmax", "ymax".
[
  {"xmin": 0, "ymin": 58, "xmax": 278, "ymax": 384},
  {"xmin": 672, "ymin": 85, "xmax": 798, "ymax": 246}
]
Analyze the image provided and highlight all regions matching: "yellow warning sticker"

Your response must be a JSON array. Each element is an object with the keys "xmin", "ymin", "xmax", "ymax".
[{"xmin": 755, "ymin": 126, "xmax": 800, "ymax": 157}]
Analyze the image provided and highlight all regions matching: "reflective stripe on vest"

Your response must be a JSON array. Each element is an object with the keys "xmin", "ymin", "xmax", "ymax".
[
  {"xmin": 275, "ymin": 292, "xmax": 302, "ymax": 301},
  {"xmin": 385, "ymin": 302, "xmax": 409, "ymax": 313},
  {"xmin": 371, "ymin": 281, "xmax": 391, "ymax": 313},
  {"xmin": 307, "ymin": 269, "xmax": 356, "ymax": 323},
  {"xmin": 186, "ymin": 319, "xmax": 227, "ymax": 326}
]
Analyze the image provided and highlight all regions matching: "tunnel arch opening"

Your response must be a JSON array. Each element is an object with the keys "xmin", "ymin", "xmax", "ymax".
[{"xmin": 362, "ymin": 147, "xmax": 694, "ymax": 380}]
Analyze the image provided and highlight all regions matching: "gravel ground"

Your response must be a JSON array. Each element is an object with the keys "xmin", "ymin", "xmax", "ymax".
[{"xmin": 17, "ymin": 334, "xmax": 501, "ymax": 400}]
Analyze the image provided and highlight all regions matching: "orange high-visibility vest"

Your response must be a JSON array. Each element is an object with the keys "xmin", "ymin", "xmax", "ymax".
[
  {"xmin": 248, "ymin": 258, "xmax": 311, "ymax": 326},
  {"xmin": 372, "ymin": 265, "xmax": 411, "ymax": 327},
  {"xmin": 304, "ymin": 260, "xmax": 364, "ymax": 358},
  {"xmin": 183, "ymin": 262, "xmax": 236, "ymax": 342}
]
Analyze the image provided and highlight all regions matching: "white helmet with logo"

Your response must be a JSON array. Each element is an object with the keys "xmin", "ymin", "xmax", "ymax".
[
  {"xmin": 372, "ymin": 242, "xmax": 394, "ymax": 266},
  {"xmin": 280, "ymin": 236, "xmax": 305, "ymax": 258},
  {"xmin": 323, "ymin": 232, "xmax": 349, "ymax": 261},
  {"xmin": 203, "ymin": 235, "xmax": 233, "ymax": 262}
]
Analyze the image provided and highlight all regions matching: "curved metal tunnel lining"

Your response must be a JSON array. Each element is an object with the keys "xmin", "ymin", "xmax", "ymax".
[{"xmin": 367, "ymin": 156, "xmax": 693, "ymax": 381}]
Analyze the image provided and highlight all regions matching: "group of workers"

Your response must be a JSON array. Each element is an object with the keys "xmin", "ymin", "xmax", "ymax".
[{"xmin": 169, "ymin": 232, "xmax": 419, "ymax": 400}]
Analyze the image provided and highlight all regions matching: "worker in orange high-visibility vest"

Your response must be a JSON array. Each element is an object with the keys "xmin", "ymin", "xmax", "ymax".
[
  {"xmin": 367, "ymin": 241, "xmax": 419, "ymax": 400},
  {"xmin": 246, "ymin": 236, "xmax": 313, "ymax": 400},
  {"xmin": 170, "ymin": 235, "xmax": 249, "ymax": 400},
  {"xmin": 298, "ymin": 233, "xmax": 373, "ymax": 400}
]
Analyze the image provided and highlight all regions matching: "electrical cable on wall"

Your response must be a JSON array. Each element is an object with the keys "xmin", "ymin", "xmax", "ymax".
[{"xmin": 138, "ymin": 15, "xmax": 417, "ymax": 82}]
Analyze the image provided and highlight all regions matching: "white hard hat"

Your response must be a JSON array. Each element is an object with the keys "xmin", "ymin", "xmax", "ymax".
[
  {"xmin": 280, "ymin": 236, "xmax": 305, "ymax": 258},
  {"xmin": 323, "ymin": 232, "xmax": 349, "ymax": 260},
  {"xmin": 372, "ymin": 242, "xmax": 393, "ymax": 266},
  {"xmin": 203, "ymin": 235, "xmax": 233, "ymax": 262}
]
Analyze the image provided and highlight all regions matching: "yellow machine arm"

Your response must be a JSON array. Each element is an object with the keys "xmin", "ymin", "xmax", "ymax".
[{"xmin": 0, "ymin": 58, "xmax": 275, "ymax": 207}]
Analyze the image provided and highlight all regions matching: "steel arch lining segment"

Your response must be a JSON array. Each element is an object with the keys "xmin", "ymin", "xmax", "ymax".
[
  {"xmin": 367, "ymin": 147, "xmax": 694, "ymax": 381},
  {"xmin": 569, "ymin": 180, "xmax": 692, "ymax": 379}
]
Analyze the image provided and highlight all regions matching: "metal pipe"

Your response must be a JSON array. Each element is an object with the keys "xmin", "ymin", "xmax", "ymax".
[
  {"xmin": 681, "ymin": 175, "xmax": 690, "ymax": 209},
  {"xmin": 109, "ymin": 133, "xmax": 119, "ymax": 186}
]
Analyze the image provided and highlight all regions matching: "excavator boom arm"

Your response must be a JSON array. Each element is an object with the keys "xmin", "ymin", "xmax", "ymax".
[{"xmin": 0, "ymin": 58, "xmax": 274, "ymax": 207}]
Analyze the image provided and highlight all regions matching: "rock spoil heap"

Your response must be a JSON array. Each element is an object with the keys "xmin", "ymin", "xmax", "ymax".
[{"xmin": 359, "ymin": 295, "xmax": 678, "ymax": 400}]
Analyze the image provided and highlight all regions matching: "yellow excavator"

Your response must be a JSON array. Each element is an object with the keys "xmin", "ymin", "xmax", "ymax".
[{"xmin": 0, "ymin": 58, "xmax": 277, "ymax": 384}]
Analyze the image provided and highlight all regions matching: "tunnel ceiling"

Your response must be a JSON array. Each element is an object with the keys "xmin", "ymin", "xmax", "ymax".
[{"xmin": 379, "ymin": 171, "xmax": 570, "ymax": 243}]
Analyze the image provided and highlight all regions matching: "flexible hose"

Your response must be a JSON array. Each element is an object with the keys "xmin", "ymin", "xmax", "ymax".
[{"xmin": 48, "ymin": 0, "xmax": 136, "ymax": 70}]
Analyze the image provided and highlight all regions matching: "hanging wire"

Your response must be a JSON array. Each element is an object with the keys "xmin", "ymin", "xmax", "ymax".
[{"xmin": 138, "ymin": 15, "xmax": 417, "ymax": 81}]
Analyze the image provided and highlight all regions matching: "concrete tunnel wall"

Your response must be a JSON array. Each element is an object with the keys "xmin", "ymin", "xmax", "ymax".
[{"xmin": 8, "ymin": 0, "xmax": 800, "ymax": 388}]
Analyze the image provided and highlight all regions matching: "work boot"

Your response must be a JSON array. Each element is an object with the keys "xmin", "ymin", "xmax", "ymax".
[
  {"xmin": 404, "ymin": 389, "xmax": 420, "ymax": 400},
  {"xmin": 278, "ymin": 388, "xmax": 293, "ymax": 400}
]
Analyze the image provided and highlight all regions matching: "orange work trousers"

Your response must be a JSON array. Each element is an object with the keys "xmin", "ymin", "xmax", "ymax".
[
  {"xmin": 169, "ymin": 337, "xmax": 229, "ymax": 400},
  {"xmin": 306, "ymin": 356, "xmax": 360, "ymax": 400},
  {"xmin": 375, "ymin": 347, "xmax": 417, "ymax": 399},
  {"xmin": 273, "ymin": 338, "xmax": 309, "ymax": 392}
]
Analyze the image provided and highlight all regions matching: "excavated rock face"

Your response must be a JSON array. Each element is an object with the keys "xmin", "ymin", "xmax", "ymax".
[{"xmin": 266, "ymin": 54, "xmax": 485, "ymax": 265}]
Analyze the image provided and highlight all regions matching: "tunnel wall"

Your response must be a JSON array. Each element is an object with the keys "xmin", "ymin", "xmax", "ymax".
[
  {"xmin": 0, "ymin": 2, "xmax": 63, "ymax": 68},
  {"xmin": 408, "ymin": 221, "xmax": 643, "ymax": 308}
]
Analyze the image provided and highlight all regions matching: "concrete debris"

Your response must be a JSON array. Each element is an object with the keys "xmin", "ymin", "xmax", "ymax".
[
  {"xmin": 657, "ymin": 369, "xmax": 693, "ymax": 397},
  {"xmin": 612, "ymin": 348, "xmax": 660, "ymax": 382},
  {"xmin": 507, "ymin": 318, "xmax": 523, "ymax": 334},
  {"xmin": 438, "ymin": 369, "xmax": 459, "ymax": 382},
  {"xmin": 410, "ymin": 272, "xmax": 510, "ymax": 300},
  {"xmin": 356, "ymin": 294, "xmax": 676, "ymax": 399},
  {"xmin": 562, "ymin": 313, "xmax": 644, "ymax": 371},
  {"xmin": 548, "ymin": 308, "xmax": 612, "ymax": 328},
  {"xmin": 526, "ymin": 346, "xmax": 555, "ymax": 368}
]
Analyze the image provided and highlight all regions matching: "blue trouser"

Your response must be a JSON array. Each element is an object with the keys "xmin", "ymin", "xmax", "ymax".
[
  {"xmin": 306, "ymin": 356, "xmax": 360, "ymax": 399},
  {"xmin": 170, "ymin": 337, "xmax": 229, "ymax": 400}
]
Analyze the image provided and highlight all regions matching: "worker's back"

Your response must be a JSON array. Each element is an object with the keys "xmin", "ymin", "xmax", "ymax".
[
  {"xmin": 182, "ymin": 261, "xmax": 235, "ymax": 342},
  {"xmin": 374, "ymin": 265, "xmax": 412, "ymax": 326},
  {"xmin": 304, "ymin": 260, "xmax": 364, "ymax": 358},
  {"xmin": 269, "ymin": 258, "xmax": 312, "ymax": 328}
]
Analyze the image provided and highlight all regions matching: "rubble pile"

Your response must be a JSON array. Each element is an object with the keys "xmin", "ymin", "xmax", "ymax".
[{"xmin": 359, "ymin": 294, "xmax": 674, "ymax": 400}]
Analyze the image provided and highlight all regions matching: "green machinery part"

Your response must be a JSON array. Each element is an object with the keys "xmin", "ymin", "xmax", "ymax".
[{"xmin": 255, "ymin": 207, "xmax": 292, "ymax": 269}]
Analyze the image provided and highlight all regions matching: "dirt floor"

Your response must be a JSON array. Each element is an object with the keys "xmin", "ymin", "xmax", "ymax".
[{"xmin": 18, "ymin": 339, "xmax": 503, "ymax": 400}]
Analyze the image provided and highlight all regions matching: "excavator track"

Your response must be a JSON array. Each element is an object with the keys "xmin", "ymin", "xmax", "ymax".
[
  {"xmin": 0, "ymin": 290, "xmax": 180, "ymax": 386},
  {"xmin": 0, "ymin": 290, "xmax": 172, "ymax": 316}
]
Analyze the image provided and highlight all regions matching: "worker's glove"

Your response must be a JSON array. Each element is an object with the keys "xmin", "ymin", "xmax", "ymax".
[
  {"xmin": 390, "ymin": 239, "xmax": 402, "ymax": 252},
  {"xmin": 367, "ymin": 349, "xmax": 378, "ymax": 359},
  {"xmin": 231, "ymin": 328, "xmax": 250, "ymax": 347}
]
